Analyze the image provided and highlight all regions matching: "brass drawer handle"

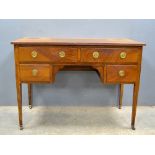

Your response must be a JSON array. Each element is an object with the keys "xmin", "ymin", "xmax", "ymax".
[
  {"xmin": 59, "ymin": 51, "xmax": 65, "ymax": 58},
  {"xmin": 120, "ymin": 52, "xmax": 126, "ymax": 59},
  {"xmin": 32, "ymin": 69, "xmax": 38, "ymax": 76},
  {"xmin": 31, "ymin": 51, "xmax": 38, "ymax": 58},
  {"xmin": 118, "ymin": 70, "xmax": 125, "ymax": 77},
  {"xmin": 93, "ymin": 51, "xmax": 100, "ymax": 59}
]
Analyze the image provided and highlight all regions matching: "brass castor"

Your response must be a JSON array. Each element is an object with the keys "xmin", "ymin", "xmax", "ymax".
[
  {"xmin": 29, "ymin": 105, "xmax": 32, "ymax": 109},
  {"xmin": 131, "ymin": 124, "xmax": 135, "ymax": 130},
  {"xmin": 20, "ymin": 125, "xmax": 23, "ymax": 130}
]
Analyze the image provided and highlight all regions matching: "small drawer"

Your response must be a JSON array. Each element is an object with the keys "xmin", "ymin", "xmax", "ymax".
[
  {"xmin": 80, "ymin": 48, "xmax": 140, "ymax": 63},
  {"xmin": 18, "ymin": 46, "xmax": 78, "ymax": 63},
  {"xmin": 106, "ymin": 65, "xmax": 138, "ymax": 83},
  {"xmin": 19, "ymin": 64, "xmax": 52, "ymax": 82}
]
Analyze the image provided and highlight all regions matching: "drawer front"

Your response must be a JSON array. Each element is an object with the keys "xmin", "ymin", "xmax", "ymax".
[
  {"xmin": 80, "ymin": 48, "xmax": 140, "ymax": 63},
  {"xmin": 106, "ymin": 65, "xmax": 138, "ymax": 83},
  {"xmin": 18, "ymin": 46, "xmax": 78, "ymax": 63},
  {"xmin": 19, "ymin": 64, "xmax": 52, "ymax": 82}
]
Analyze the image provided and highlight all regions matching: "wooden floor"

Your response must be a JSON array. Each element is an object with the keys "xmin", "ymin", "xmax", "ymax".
[{"xmin": 0, "ymin": 106, "xmax": 155, "ymax": 135}]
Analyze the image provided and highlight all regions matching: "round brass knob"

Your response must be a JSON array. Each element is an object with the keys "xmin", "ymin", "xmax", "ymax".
[
  {"xmin": 93, "ymin": 51, "xmax": 100, "ymax": 59},
  {"xmin": 120, "ymin": 52, "xmax": 126, "ymax": 59},
  {"xmin": 31, "ymin": 51, "xmax": 38, "ymax": 58},
  {"xmin": 32, "ymin": 69, "xmax": 38, "ymax": 76},
  {"xmin": 59, "ymin": 51, "xmax": 65, "ymax": 58},
  {"xmin": 118, "ymin": 70, "xmax": 125, "ymax": 77}
]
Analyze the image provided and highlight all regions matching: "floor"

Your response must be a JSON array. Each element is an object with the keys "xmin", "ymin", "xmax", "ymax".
[{"xmin": 0, "ymin": 106, "xmax": 155, "ymax": 135}]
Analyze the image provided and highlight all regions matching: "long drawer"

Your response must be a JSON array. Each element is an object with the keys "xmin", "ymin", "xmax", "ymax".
[
  {"xmin": 18, "ymin": 46, "xmax": 78, "ymax": 63},
  {"xmin": 106, "ymin": 65, "xmax": 138, "ymax": 83},
  {"xmin": 80, "ymin": 48, "xmax": 140, "ymax": 63},
  {"xmin": 19, "ymin": 64, "xmax": 52, "ymax": 82}
]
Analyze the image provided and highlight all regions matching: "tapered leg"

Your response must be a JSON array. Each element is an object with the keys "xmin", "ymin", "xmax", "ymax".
[
  {"xmin": 28, "ymin": 83, "xmax": 32, "ymax": 109},
  {"xmin": 131, "ymin": 82, "xmax": 140, "ymax": 130},
  {"xmin": 16, "ymin": 82, "xmax": 23, "ymax": 130},
  {"xmin": 119, "ymin": 84, "xmax": 124, "ymax": 109}
]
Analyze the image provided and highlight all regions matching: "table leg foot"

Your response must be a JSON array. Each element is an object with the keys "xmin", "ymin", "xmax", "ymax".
[
  {"xmin": 131, "ymin": 124, "xmax": 135, "ymax": 130},
  {"xmin": 20, "ymin": 125, "xmax": 23, "ymax": 130},
  {"xmin": 29, "ymin": 105, "xmax": 32, "ymax": 109}
]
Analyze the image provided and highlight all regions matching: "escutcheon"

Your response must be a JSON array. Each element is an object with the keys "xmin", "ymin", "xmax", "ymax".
[
  {"xmin": 32, "ymin": 69, "xmax": 38, "ymax": 76},
  {"xmin": 31, "ymin": 51, "xmax": 38, "ymax": 58},
  {"xmin": 120, "ymin": 52, "xmax": 127, "ymax": 59},
  {"xmin": 93, "ymin": 51, "xmax": 100, "ymax": 59},
  {"xmin": 59, "ymin": 51, "xmax": 65, "ymax": 58},
  {"xmin": 118, "ymin": 70, "xmax": 125, "ymax": 77}
]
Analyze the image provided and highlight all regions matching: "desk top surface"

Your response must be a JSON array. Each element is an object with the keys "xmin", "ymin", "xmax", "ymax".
[{"xmin": 11, "ymin": 38, "xmax": 145, "ymax": 46}]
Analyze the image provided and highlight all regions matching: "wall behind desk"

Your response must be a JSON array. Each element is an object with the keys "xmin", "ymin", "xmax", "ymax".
[{"xmin": 0, "ymin": 19, "xmax": 154, "ymax": 106}]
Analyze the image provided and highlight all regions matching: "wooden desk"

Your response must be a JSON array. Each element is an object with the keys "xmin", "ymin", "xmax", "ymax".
[{"xmin": 11, "ymin": 38, "xmax": 145, "ymax": 130}]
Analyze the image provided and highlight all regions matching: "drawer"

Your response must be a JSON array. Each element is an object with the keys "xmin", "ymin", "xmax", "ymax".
[
  {"xmin": 19, "ymin": 64, "xmax": 52, "ymax": 82},
  {"xmin": 18, "ymin": 46, "xmax": 78, "ymax": 63},
  {"xmin": 80, "ymin": 48, "xmax": 140, "ymax": 63},
  {"xmin": 106, "ymin": 65, "xmax": 138, "ymax": 83}
]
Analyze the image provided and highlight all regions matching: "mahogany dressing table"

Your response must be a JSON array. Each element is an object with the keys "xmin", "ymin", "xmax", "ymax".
[{"xmin": 11, "ymin": 38, "xmax": 145, "ymax": 130}]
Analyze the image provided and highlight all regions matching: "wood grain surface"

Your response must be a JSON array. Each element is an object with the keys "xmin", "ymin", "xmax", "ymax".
[
  {"xmin": 80, "ymin": 47, "xmax": 141, "ymax": 63},
  {"xmin": 18, "ymin": 46, "xmax": 78, "ymax": 63},
  {"xmin": 11, "ymin": 38, "xmax": 145, "ymax": 46},
  {"xmin": 106, "ymin": 65, "xmax": 138, "ymax": 83},
  {"xmin": 19, "ymin": 64, "xmax": 52, "ymax": 82}
]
